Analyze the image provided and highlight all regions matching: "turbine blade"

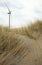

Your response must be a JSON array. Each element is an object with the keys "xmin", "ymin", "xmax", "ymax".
[{"xmin": 4, "ymin": 2, "xmax": 10, "ymax": 11}]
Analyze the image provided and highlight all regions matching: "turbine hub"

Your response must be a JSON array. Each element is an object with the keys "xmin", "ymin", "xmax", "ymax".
[{"xmin": 8, "ymin": 11, "xmax": 11, "ymax": 14}]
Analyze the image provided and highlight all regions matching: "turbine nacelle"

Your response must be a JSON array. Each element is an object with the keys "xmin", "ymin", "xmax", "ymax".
[{"xmin": 8, "ymin": 11, "xmax": 11, "ymax": 14}]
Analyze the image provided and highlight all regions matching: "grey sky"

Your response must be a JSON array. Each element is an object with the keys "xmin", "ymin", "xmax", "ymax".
[{"xmin": 0, "ymin": 0, "xmax": 42, "ymax": 28}]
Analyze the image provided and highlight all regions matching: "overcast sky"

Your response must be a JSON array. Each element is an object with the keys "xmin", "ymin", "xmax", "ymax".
[{"xmin": 0, "ymin": 0, "xmax": 42, "ymax": 28}]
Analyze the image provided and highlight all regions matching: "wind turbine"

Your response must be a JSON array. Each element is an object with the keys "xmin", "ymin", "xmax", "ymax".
[{"xmin": 5, "ymin": 3, "xmax": 11, "ymax": 28}]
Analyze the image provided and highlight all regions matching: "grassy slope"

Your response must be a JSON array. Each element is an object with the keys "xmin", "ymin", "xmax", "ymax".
[
  {"xmin": 0, "ymin": 20, "xmax": 42, "ymax": 65},
  {"xmin": 11, "ymin": 20, "xmax": 42, "ymax": 39}
]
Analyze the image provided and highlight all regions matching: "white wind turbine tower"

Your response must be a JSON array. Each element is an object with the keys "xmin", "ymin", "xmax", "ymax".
[
  {"xmin": 5, "ymin": 3, "xmax": 11, "ymax": 28},
  {"xmin": 8, "ymin": 7, "xmax": 11, "ymax": 28}
]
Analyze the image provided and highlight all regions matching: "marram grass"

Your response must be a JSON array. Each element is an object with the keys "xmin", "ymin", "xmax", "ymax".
[{"xmin": 0, "ymin": 20, "xmax": 42, "ymax": 65}]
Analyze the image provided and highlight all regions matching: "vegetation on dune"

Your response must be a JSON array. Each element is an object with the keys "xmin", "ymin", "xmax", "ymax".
[
  {"xmin": 0, "ymin": 20, "xmax": 42, "ymax": 39},
  {"xmin": 0, "ymin": 20, "xmax": 42, "ymax": 55},
  {"xmin": 11, "ymin": 20, "xmax": 42, "ymax": 39},
  {"xmin": 0, "ymin": 32, "xmax": 31, "ymax": 65},
  {"xmin": 0, "ymin": 20, "xmax": 42, "ymax": 65}
]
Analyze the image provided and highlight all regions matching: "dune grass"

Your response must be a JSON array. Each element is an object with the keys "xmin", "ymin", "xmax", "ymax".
[
  {"xmin": 0, "ymin": 20, "xmax": 42, "ymax": 65},
  {"xmin": 0, "ymin": 20, "xmax": 42, "ymax": 52},
  {"xmin": 0, "ymin": 20, "xmax": 41, "ymax": 55},
  {"xmin": 11, "ymin": 20, "xmax": 42, "ymax": 39},
  {"xmin": 0, "ymin": 20, "xmax": 42, "ymax": 39}
]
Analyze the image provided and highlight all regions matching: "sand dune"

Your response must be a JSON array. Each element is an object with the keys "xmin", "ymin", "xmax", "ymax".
[
  {"xmin": 0, "ymin": 32, "xmax": 42, "ymax": 65},
  {"xmin": 0, "ymin": 21, "xmax": 42, "ymax": 65}
]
